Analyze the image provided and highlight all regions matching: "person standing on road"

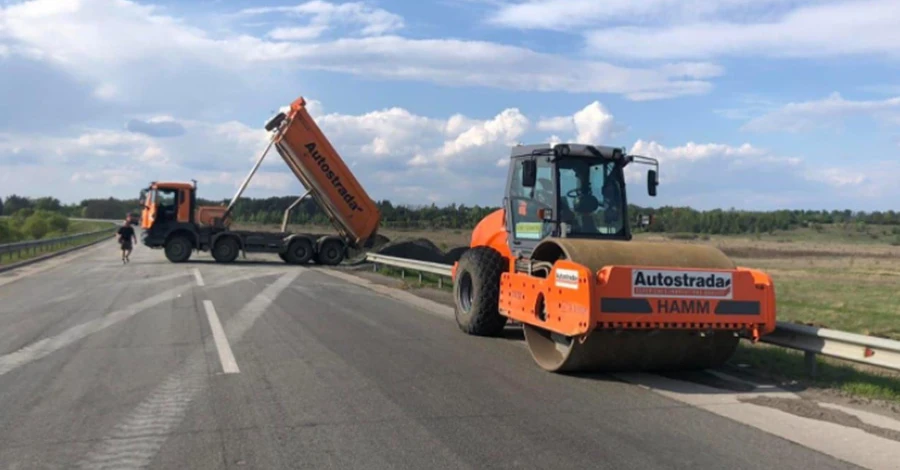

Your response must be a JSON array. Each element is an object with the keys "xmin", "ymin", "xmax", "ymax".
[{"xmin": 117, "ymin": 218, "xmax": 137, "ymax": 263}]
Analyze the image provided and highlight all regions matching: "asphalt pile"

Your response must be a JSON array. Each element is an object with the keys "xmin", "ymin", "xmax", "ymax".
[{"xmin": 345, "ymin": 235, "xmax": 468, "ymax": 265}]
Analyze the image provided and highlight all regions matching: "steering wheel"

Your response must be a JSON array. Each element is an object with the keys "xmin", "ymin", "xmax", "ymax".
[
  {"xmin": 565, "ymin": 188, "xmax": 609, "ymax": 211},
  {"xmin": 565, "ymin": 188, "xmax": 584, "ymax": 198}
]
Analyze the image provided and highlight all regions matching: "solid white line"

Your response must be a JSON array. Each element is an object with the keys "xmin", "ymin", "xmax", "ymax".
[
  {"xmin": 193, "ymin": 268, "xmax": 205, "ymax": 287},
  {"xmin": 202, "ymin": 300, "xmax": 239, "ymax": 374}
]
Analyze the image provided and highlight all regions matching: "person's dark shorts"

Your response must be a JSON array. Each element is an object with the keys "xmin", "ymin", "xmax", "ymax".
[{"xmin": 120, "ymin": 239, "xmax": 132, "ymax": 251}]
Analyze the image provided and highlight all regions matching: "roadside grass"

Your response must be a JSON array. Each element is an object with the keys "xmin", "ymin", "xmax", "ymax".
[
  {"xmin": 0, "ymin": 229, "xmax": 115, "ymax": 266},
  {"xmin": 67, "ymin": 220, "xmax": 116, "ymax": 235}
]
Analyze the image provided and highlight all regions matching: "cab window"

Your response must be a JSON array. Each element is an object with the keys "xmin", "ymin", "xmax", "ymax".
[{"xmin": 509, "ymin": 158, "xmax": 554, "ymax": 241}]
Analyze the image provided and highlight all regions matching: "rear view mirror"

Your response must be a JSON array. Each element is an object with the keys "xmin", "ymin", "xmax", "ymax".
[
  {"xmin": 522, "ymin": 160, "xmax": 537, "ymax": 187},
  {"xmin": 647, "ymin": 169, "xmax": 658, "ymax": 197}
]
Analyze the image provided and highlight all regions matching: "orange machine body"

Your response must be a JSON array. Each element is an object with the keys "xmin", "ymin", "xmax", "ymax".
[
  {"xmin": 498, "ymin": 261, "xmax": 775, "ymax": 339},
  {"xmin": 273, "ymin": 97, "xmax": 381, "ymax": 248}
]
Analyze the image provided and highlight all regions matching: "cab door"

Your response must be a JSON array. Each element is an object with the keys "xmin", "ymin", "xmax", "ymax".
[{"xmin": 141, "ymin": 189, "xmax": 157, "ymax": 230}]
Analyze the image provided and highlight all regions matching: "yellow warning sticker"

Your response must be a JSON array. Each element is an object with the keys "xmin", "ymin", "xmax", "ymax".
[{"xmin": 515, "ymin": 222, "xmax": 544, "ymax": 240}]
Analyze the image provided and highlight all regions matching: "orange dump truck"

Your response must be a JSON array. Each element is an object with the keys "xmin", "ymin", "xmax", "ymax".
[{"xmin": 139, "ymin": 96, "xmax": 381, "ymax": 265}]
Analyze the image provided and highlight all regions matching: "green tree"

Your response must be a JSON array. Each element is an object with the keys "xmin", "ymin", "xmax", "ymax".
[{"xmin": 22, "ymin": 216, "xmax": 49, "ymax": 239}]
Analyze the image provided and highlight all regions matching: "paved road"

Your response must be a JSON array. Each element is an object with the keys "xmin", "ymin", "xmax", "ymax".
[{"xmin": 0, "ymin": 237, "xmax": 883, "ymax": 469}]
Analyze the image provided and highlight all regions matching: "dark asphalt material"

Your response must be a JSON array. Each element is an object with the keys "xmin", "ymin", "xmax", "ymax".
[{"xmin": 0, "ymin": 237, "xmax": 862, "ymax": 469}]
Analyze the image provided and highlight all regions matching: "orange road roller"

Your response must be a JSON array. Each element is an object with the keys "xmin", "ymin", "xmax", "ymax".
[{"xmin": 451, "ymin": 143, "xmax": 776, "ymax": 373}]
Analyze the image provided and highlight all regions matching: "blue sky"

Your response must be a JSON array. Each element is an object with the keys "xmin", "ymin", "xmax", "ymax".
[{"xmin": 1, "ymin": 0, "xmax": 898, "ymax": 211}]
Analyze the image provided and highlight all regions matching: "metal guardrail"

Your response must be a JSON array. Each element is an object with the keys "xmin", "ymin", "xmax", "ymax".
[
  {"xmin": 0, "ymin": 227, "xmax": 117, "ymax": 263},
  {"xmin": 366, "ymin": 253, "xmax": 454, "ymax": 288},
  {"xmin": 761, "ymin": 322, "xmax": 900, "ymax": 375},
  {"xmin": 364, "ymin": 253, "xmax": 900, "ymax": 375}
]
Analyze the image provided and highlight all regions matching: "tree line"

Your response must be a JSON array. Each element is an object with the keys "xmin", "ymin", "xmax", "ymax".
[{"xmin": 2, "ymin": 194, "xmax": 899, "ymax": 236}]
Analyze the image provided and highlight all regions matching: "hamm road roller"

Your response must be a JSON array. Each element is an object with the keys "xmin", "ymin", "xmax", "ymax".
[{"xmin": 451, "ymin": 143, "xmax": 776, "ymax": 373}]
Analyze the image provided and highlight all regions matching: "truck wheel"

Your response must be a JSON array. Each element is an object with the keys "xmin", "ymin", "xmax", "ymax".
[
  {"xmin": 453, "ymin": 246, "xmax": 507, "ymax": 336},
  {"xmin": 285, "ymin": 238, "xmax": 313, "ymax": 265},
  {"xmin": 315, "ymin": 238, "xmax": 345, "ymax": 266},
  {"xmin": 165, "ymin": 235, "xmax": 192, "ymax": 263},
  {"xmin": 212, "ymin": 236, "xmax": 240, "ymax": 263}
]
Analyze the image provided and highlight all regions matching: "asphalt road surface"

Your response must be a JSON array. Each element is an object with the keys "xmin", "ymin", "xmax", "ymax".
[{"xmin": 0, "ymin": 237, "xmax": 894, "ymax": 469}]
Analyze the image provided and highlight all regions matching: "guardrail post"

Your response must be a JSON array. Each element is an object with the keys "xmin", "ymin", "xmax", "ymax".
[
  {"xmin": 438, "ymin": 277, "xmax": 443, "ymax": 288},
  {"xmin": 418, "ymin": 272, "xmax": 422, "ymax": 285},
  {"xmin": 804, "ymin": 351, "xmax": 818, "ymax": 378}
]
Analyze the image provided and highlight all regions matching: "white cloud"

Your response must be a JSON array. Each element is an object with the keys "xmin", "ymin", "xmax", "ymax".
[
  {"xmin": 805, "ymin": 168, "xmax": 866, "ymax": 188},
  {"xmin": 267, "ymin": 25, "xmax": 329, "ymax": 41},
  {"xmin": 742, "ymin": 92, "xmax": 900, "ymax": 133},
  {"xmin": 0, "ymin": 0, "xmax": 722, "ymax": 102},
  {"xmin": 240, "ymin": 0, "xmax": 405, "ymax": 38},
  {"xmin": 622, "ymin": 139, "xmax": 888, "ymax": 210},
  {"xmin": 71, "ymin": 168, "xmax": 143, "ymax": 187},
  {"xmin": 582, "ymin": 0, "xmax": 900, "ymax": 61},
  {"xmin": 422, "ymin": 108, "xmax": 530, "ymax": 167},
  {"xmin": 537, "ymin": 101, "xmax": 617, "ymax": 144},
  {"xmin": 487, "ymin": 0, "xmax": 803, "ymax": 30}
]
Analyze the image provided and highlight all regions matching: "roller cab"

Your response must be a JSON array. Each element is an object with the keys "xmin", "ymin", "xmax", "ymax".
[{"xmin": 452, "ymin": 143, "xmax": 778, "ymax": 373}]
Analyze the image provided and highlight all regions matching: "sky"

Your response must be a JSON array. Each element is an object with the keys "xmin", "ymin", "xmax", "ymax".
[{"xmin": 1, "ymin": 0, "xmax": 899, "ymax": 211}]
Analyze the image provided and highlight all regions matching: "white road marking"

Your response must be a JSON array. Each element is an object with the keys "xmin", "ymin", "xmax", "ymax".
[
  {"xmin": 819, "ymin": 402, "xmax": 900, "ymax": 433},
  {"xmin": 78, "ymin": 269, "xmax": 304, "ymax": 469},
  {"xmin": 202, "ymin": 300, "xmax": 239, "ymax": 374},
  {"xmin": 611, "ymin": 372, "xmax": 900, "ymax": 470},
  {"xmin": 193, "ymin": 268, "xmax": 205, "ymax": 287},
  {"xmin": 0, "ymin": 284, "xmax": 193, "ymax": 378}
]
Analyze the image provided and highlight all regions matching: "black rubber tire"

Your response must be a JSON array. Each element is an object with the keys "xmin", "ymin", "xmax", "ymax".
[
  {"xmin": 284, "ymin": 237, "xmax": 314, "ymax": 265},
  {"xmin": 212, "ymin": 236, "xmax": 240, "ymax": 263},
  {"xmin": 278, "ymin": 252, "xmax": 288, "ymax": 263},
  {"xmin": 453, "ymin": 246, "xmax": 507, "ymax": 336},
  {"xmin": 315, "ymin": 238, "xmax": 345, "ymax": 266},
  {"xmin": 164, "ymin": 235, "xmax": 192, "ymax": 263}
]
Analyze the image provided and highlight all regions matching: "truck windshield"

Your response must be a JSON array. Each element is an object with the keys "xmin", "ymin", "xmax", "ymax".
[{"xmin": 556, "ymin": 157, "xmax": 625, "ymax": 236}]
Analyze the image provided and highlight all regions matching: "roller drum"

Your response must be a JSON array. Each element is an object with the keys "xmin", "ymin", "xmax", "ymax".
[{"xmin": 523, "ymin": 238, "xmax": 741, "ymax": 373}]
